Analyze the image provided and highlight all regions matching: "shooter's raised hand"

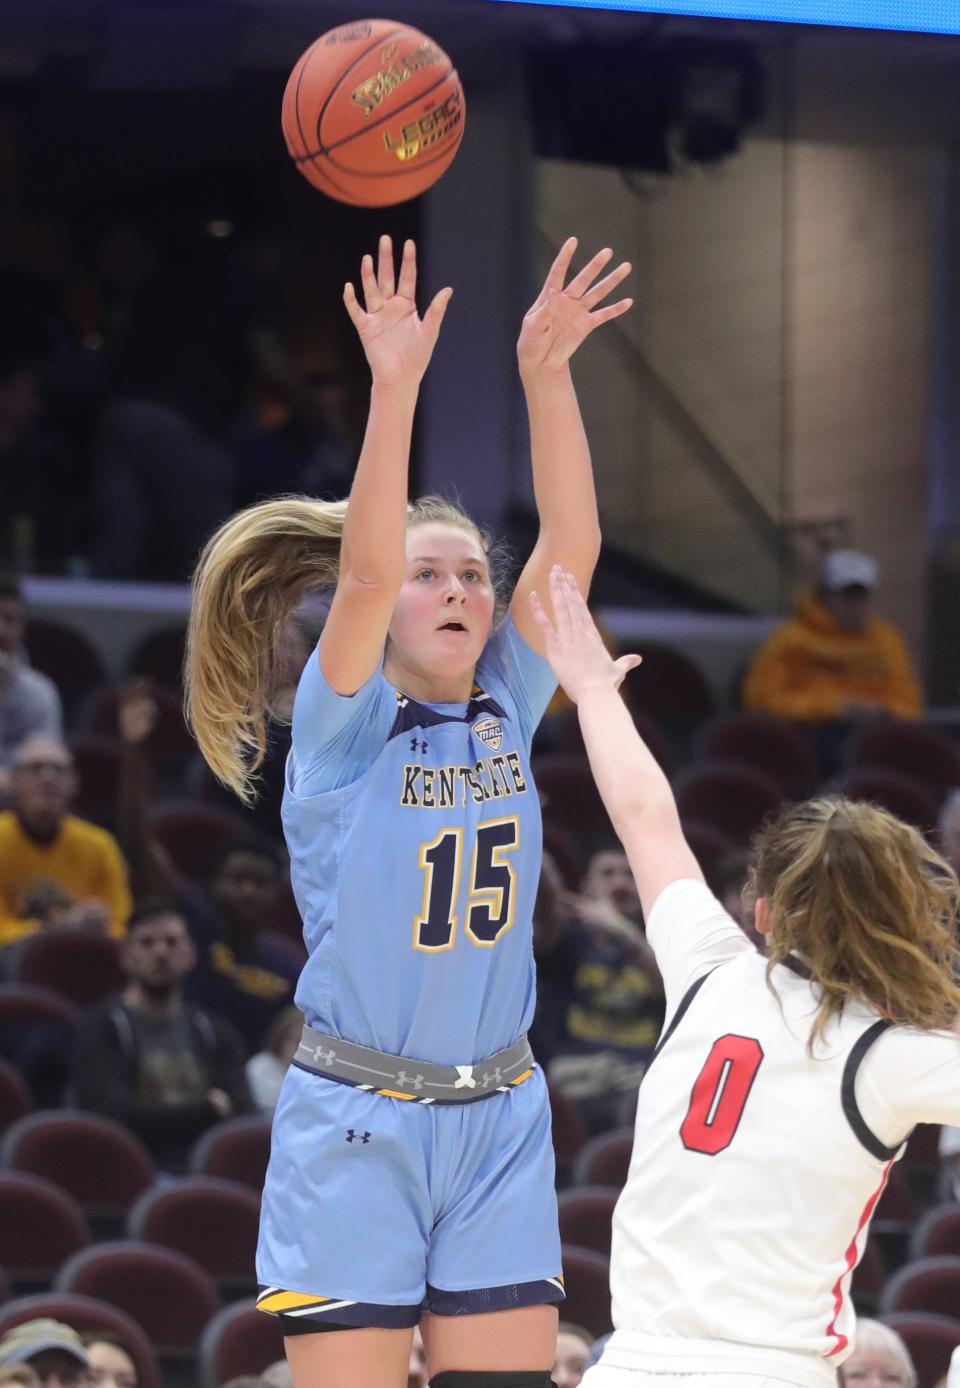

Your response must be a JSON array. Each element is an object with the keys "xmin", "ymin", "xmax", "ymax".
[
  {"xmin": 530, "ymin": 566, "xmax": 641, "ymax": 705},
  {"xmin": 343, "ymin": 235, "xmax": 452, "ymax": 390},
  {"xmin": 517, "ymin": 237, "xmax": 632, "ymax": 378}
]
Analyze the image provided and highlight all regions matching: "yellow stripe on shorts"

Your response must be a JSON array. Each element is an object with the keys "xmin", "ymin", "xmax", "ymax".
[{"xmin": 257, "ymin": 1291, "xmax": 331, "ymax": 1314}]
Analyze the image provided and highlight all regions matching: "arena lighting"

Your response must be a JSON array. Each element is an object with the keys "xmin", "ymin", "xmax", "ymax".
[{"xmin": 483, "ymin": 0, "xmax": 960, "ymax": 37}]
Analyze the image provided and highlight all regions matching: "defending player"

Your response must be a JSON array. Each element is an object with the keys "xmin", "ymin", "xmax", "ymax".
[
  {"xmin": 530, "ymin": 567, "xmax": 960, "ymax": 1388},
  {"xmin": 186, "ymin": 237, "xmax": 631, "ymax": 1388}
]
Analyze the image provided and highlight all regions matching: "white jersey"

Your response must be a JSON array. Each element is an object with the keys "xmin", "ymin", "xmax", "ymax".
[{"xmin": 606, "ymin": 880, "xmax": 960, "ymax": 1388}]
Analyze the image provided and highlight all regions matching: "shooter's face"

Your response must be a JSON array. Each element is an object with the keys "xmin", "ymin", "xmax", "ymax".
[{"xmin": 387, "ymin": 524, "xmax": 495, "ymax": 685}]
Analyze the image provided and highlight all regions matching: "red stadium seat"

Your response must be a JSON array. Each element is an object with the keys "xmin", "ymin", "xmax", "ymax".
[
  {"xmin": 851, "ymin": 1237, "xmax": 886, "ymax": 1316},
  {"xmin": 623, "ymin": 644, "xmax": 714, "ymax": 739},
  {"xmin": 698, "ymin": 712, "xmax": 819, "ymax": 798},
  {"xmin": 878, "ymin": 1255, "xmax": 960, "ymax": 1320},
  {"xmin": 851, "ymin": 721, "xmax": 960, "ymax": 807},
  {"xmin": 0, "ymin": 985, "xmax": 78, "ymax": 1034},
  {"xmin": 198, "ymin": 1299, "xmax": 286, "ymax": 1388},
  {"xmin": 573, "ymin": 1128, "xmax": 634, "ymax": 1191},
  {"xmin": 0, "ymin": 1172, "xmax": 90, "ymax": 1289},
  {"xmin": 882, "ymin": 1312, "xmax": 960, "ymax": 1388},
  {"xmin": 541, "ymin": 823, "xmax": 587, "ymax": 892},
  {"xmin": 532, "ymin": 754, "xmax": 612, "ymax": 843},
  {"xmin": 85, "ymin": 683, "xmax": 195, "ymax": 775},
  {"xmin": 676, "ymin": 761, "xmax": 783, "ymax": 843},
  {"xmin": 559, "ymin": 1245, "xmax": 612, "ymax": 1338},
  {"xmin": 55, "ymin": 1241, "xmax": 221, "ymax": 1355},
  {"xmin": 128, "ymin": 1177, "xmax": 260, "ymax": 1293},
  {"xmin": 1, "ymin": 1111, "xmax": 154, "ymax": 1223},
  {"xmin": 5, "ymin": 931, "xmax": 124, "ymax": 1008},
  {"xmin": 0, "ymin": 1293, "xmax": 161, "ymax": 1388},
  {"xmin": 548, "ymin": 1086, "xmax": 587, "ymax": 1186},
  {"xmin": 129, "ymin": 625, "xmax": 188, "ymax": 692},
  {"xmin": 0, "ymin": 987, "xmax": 78, "ymax": 1108},
  {"xmin": 681, "ymin": 820, "xmax": 736, "ymax": 889},
  {"xmin": 23, "ymin": 620, "xmax": 107, "ymax": 718},
  {"xmin": 191, "ymin": 1116, "xmax": 272, "ymax": 1192},
  {"xmin": 150, "ymin": 803, "xmax": 253, "ymax": 884},
  {"xmin": 902, "ymin": 1123, "xmax": 943, "ymax": 1205},
  {"xmin": 0, "ymin": 1058, "xmax": 31, "ymax": 1137},
  {"xmin": 558, "ymin": 1187, "xmax": 618, "ymax": 1260},
  {"xmin": 68, "ymin": 734, "xmax": 121, "ymax": 828},
  {"xmin": 911, "ymin": 1205, "xmax": 960, "ymax": 1261},
  {"xmin": 840, "ymin": 768, "xmax": 937, "ymax": 833},
  {"xmin": 544, "ymin": 705, "xmax": 671, "ymax": 773}
]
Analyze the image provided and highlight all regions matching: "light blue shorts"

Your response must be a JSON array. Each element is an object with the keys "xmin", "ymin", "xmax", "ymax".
[{"xmin": 256, "ymin": 1060, "xmax": 564, "ymax": 1330}]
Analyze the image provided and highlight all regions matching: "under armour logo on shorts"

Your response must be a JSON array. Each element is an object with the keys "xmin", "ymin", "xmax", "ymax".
[{"xmin": 346, "ymin": 1129, "xmax": 371, "ymax": 1143}]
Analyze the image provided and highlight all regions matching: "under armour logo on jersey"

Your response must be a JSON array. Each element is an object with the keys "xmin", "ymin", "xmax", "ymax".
[
  {"xmin": 410, "ymin": 736, "xmax": 428, "ymax": 754},
  {"xmin": 396, "ymin": 1070, "xmax": 425, "ymax": 1091},
  {"xmin": 300, "ymin": 1042, "xmax": 337, "ymax": 1068},
  {"xmin": 454, "ymin": 1065, "xmax": 477, "ymax": 1089},
  {"xmin": 346, "ymin": 1129, "xmax": 371, "ymax": 1144}
]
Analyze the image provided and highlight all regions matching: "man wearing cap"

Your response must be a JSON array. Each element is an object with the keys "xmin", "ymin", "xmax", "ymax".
[
  {"xmin": 0, "ymin": 1319, "xmax": 90, "ymax": 1388},
  {"xmin": 743, "ymin": 548, "xmax": 921, "ymax": 748}
]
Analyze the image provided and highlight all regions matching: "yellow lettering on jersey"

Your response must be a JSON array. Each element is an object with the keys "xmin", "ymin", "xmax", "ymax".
[
  {"xmin": 506, "ymin": 751, "xmax": 527, "ymax": 794},
  {"xmin": 438, "ymin": 766, "xmax": 457, "ymax": 808},
  {"xmin": 401, "ymin": 764, "xmax": 421, "ymax": 807},
  {"xmin": 421, "ymin": 768, "xmax": 436, "ymax": 808},
  {"xmin": 400, "ymin": 756, "xmax": 529, "ymax": 809}
]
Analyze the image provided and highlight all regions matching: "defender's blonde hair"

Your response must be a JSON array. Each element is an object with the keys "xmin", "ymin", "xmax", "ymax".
[
  {"xmin": 185, "ymin": 494, "xmax": 502, "ymax": 804},
  {"xmin": 746, "ymin": 796, "xmax": 960, "ymax": 1049}
]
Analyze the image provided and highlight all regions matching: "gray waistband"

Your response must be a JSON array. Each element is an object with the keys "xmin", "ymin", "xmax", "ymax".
[{"xmin": 295, "ymin": 1026, "xmax": 536, "ymax": 1105}]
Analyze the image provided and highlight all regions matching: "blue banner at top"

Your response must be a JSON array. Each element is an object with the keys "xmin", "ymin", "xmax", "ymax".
[{"xmin": 485, "ymin": 0, "xmax": 960, "ymax": 35}]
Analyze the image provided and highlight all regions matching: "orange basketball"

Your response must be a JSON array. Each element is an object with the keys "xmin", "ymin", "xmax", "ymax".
[{"xmin": 281, "ymin": 18, "xmax": 465, "ymax": 207}]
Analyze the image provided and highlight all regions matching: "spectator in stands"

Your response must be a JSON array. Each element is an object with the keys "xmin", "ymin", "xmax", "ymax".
[
  {"xmin": 532, "ymin": 851, "xmax": 664, "ymax": 1130},
  {"xmin": 0, "ymin": 1369, "xmax": 40, "ymax": 1388},
  {"xmin": 582, "ymin": 846, "xmax": 642, "ymax": 926},
  {"xmin": 0, "ymin": 576, "xmax": 62, "ymax": 796},
  {"xmin": 247, "ymin": 1005, "xmax": 302, "ymax": 1112},
  {"xmin": 262, "ymin": 1363, "xmax": 292, "ymax": 1388},
  {"xmin": 117, "ymin": 681, "xmax": 299, "ymax": 1052},
  {"xmin": 0, "ymin": 1320, "xmax": 90, "ymax": 1388},
  {"xmin": 554, "ymin": 1323, "xmax": 593, "ymax": 1388},
  {"xmin": 743, "ymin": 549, "xmax": 922, "ymax": 771},
  {"xmin": 938, "ymin": 790, "xmax": 960, "ymax": 876},
  {"xmin": 74, "ymin": 897, "xmax": 251, "ymax": 1172},
  {"xmin": 0, "ymin": 734, "xmax": 131, "ymax": 947},
  {"xmin": 839, "ymin": 1318, "xmax": 916, "ymax": 1387},
  {"xmin": 82, "ymin": 1335, "xmax": 138, "ymax": 1388},
  {"xmin": 182, "ymin": 841, "xmax": 299, "ymax": 1053}
]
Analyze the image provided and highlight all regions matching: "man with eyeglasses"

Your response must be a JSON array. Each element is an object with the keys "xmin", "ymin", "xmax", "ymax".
[
  {"xmin": 0, "ymin": 734, "xmax": 131, "ymax": 947},
  {"xmin": 0, "ymin": 1319, "xmax": 91, "ymax": 1388}
]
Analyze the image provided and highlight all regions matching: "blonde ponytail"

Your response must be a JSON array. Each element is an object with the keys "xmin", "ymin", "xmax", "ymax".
[
  {"xmin": 185, "ymin": 492, "xmax": 508, "ymax": 805},
  {"xmin": 185, "ymin": 496, "xmax": 347, "ymax": 804}
]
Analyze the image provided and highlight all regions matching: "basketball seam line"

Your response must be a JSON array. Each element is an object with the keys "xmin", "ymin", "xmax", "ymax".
[
  {"xmin": 315, "ymin": 25, "xmax": 409, "ymax": 146},
  {"xmin": 316, "ymin": 65, "xmax": 457, "ymax": 158},
  {"xmin": 299, "ymin": 119, "xmax": 464, "ymax": 182}
]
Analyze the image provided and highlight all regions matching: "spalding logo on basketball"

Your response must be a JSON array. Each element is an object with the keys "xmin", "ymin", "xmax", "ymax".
[{"xmin": 282, "ymin": 19, "xmax": 466, "ymax": 207}]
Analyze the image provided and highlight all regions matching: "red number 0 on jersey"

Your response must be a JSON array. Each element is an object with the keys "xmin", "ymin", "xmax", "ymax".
[{"xmin": 680, "ymin": 1035, "xmax": 764, "ymax": 1155}]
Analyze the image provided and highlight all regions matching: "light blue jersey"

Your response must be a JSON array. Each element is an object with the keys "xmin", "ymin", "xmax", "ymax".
[{"xmin": 282, "ymin": 614, "xmax": 556, "ymax": 1066}]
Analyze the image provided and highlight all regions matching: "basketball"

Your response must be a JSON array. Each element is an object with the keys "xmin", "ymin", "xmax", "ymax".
[{"xmin": 281, "ymin": 18, "xmax": 465, "ymax": 207}]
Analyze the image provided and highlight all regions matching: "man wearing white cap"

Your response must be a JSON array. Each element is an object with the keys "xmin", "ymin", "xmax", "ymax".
[
  {"xmin": 744, "ymin": 548, "xmax": 921, "ymax": 762},
  {"xmin": 0, "ymin": 1320, "xmax": 89, "ymax": 1388}
]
